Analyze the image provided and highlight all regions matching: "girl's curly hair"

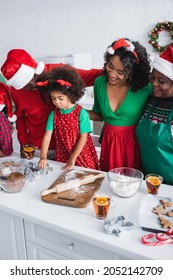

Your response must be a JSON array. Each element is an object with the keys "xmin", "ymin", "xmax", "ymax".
[
  {"xmin": 103, "ymin": 39, "xmax": 151, "ymax": 91},
  {"xmin": 36, "ymin": 66, "xmax": 85, "ymax": 103}
]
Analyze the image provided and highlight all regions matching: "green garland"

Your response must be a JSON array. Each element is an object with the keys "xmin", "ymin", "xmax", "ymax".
[{"xmin": 148, "ymin": 21, "xmax": 173, "ymax": 53}]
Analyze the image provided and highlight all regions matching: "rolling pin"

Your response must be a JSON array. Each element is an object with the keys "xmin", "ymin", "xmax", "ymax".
[{"xmin": 41, "ymin": 172, "xmax": 105, "ymax": 196}]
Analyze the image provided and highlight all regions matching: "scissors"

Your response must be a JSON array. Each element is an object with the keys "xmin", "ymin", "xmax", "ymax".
[{"xmin": 141, "ymin": 229, "xmax": 173, "ymax": 246}]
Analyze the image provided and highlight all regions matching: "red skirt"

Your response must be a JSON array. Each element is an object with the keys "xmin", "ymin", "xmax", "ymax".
[{"xmin": 100, "ymin": 123, "xmax": 140, "ymax": 171}]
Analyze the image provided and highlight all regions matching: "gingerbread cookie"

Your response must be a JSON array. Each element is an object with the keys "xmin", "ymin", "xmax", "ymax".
[
  {"xmin": 152, "ymin": 205, "xmax": 166, "ymax": 216},
  {"xmin": 2, "ymin": 161, "xmax": 19, "ymax": 167},
  {"xmin": 160, "ymin": 199, "xmax": 173, "ymax": 209},
  {"xmin": 166, "ymin": 211, "xmax": 173, "ymax": 217},
  {"xmin": 158, "ymin": 217, "xmax": 173, "ymax": 229}
]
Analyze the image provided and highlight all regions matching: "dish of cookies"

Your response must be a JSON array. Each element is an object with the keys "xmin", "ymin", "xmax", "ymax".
[
  {"xmin": 0, "ymin": 171, "xmax": 25, "ymax": 193},
  {"xmin": 0, "ymin": 157, "xmax": 26, "ymax": 175},
  {"xmin": 0, "ymin": 157, "xmax": 27, "ymax": 193},
  {"xmin": 139, "ymin": 195, "xmax": 173, "ymax": 232}
]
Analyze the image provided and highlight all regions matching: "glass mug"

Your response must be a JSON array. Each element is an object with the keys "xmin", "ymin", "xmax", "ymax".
[
  {"xmin": 145, "ymin": 174, "xmax": 163, "ymax": 195},
  {"xmin": 92, "ymin": 194, "xmax": 111, "ymax": 219},
  {"xmin": 22, "ymin": 144, "xmax": 35, "ymax": 159}
]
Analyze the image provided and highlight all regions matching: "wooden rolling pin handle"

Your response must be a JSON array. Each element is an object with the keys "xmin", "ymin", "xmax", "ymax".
[
  {"xmin": 41, "ymin": 181, "xmax": 72, "ymax": 196},
  {"xmin": 41, "ymin": 186, "xmax": 57, "ymax": 196}
]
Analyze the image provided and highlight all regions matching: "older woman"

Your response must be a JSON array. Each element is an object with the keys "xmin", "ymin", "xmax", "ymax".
[{"xmin": 136, "ymin": 46, "xmax": 173, "ymax": 185}]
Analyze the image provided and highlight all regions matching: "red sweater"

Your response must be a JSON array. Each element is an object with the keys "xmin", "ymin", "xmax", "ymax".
[{"xmin": 11, "ymin": 63, "xmax": 102, "ymax": 149}]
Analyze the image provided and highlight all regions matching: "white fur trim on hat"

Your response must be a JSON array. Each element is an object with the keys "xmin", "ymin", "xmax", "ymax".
[
  {"xmin": 152, "ymin": 57, "xmax": 173, "ymax": 81},
  {"xmin": 8, "ymin": 114, "xmax": 17, "ymax": 122},
  {"xmin": 125, "ymin": 41, "xmax": 135, "ymax": 52},
  {"xmin": 35, "ymin": 61, "xmax": 45, "ymax": 74},
  {"xmin": 107, "ymin": 47, "xmax": 115, "ymax": 55},
  {"xmin": 0, "ymin": 104, "xmax": 5, "ymax": 111},
  {"xmin": 7, "ymin": 64, "xmax": 35, "ymax": 90}
]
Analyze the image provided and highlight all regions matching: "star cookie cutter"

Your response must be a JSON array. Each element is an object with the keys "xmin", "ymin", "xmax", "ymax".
[{"xmin": 103, "ymin": 215, "xmax": 134, "ymax": 237}]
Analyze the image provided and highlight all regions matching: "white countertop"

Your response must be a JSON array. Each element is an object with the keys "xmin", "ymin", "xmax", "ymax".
[{"xmin": 0, "ymin": 154, "xmax": 173, "ymax": 260}]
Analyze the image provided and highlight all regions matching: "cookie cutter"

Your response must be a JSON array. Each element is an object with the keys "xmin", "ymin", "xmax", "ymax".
[
  {"xmin": 24, "ymin": 162, "xmax": 53, "ymax": 181},
  {"xmin": 103, "ymin": 215, "xmax": 134, "ymax": 237}
]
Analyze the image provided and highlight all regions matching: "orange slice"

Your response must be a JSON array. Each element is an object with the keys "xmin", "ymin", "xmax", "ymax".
[
  {"xmin": 96, "ymin": 197, "xmax": 109, "ymax": 205},
  {"xmin": 147, "ymin": 176, "xmax": 161, "ymax": 186},
  {"xmin": 23, "ymin": 147, "xmax": 34, "ymax": 152}
]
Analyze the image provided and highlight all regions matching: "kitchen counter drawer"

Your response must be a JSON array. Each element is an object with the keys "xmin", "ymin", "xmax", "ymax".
[
  {"xmin": 24, "ymin": 221, "xmax": 118, "ymax": 260},
  {"xmin": 26, "ymin": 241, "xmax": 71, "ymax": 260}
]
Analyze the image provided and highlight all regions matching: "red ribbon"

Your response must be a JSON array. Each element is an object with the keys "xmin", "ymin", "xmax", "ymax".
[
  {"xmin": 36, "ymin": 80, "xmax": 49, "ymax": 86},
  {"xmin": 56, "ymin": 79, "xmax": 71, "ymax": 87},
  {"xmin": 36, "ymin": 79, "xmax": 71, "ymax": 88}
]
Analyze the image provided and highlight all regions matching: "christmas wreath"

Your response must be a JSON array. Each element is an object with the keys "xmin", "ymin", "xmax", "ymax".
[{"xmin": 148, "ymin": 21, "xmax": 173, "ymax": 53}]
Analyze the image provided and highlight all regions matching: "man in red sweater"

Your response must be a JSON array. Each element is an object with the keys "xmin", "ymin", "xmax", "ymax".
[{"xmin": 1, "ymin": 49, "xmax": 102, "ymax": 159}]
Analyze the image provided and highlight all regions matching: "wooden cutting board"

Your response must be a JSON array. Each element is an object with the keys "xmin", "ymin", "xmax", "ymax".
[{"xmin": 41, "ymin": 169, "xmax": 105, "ymax": 208}]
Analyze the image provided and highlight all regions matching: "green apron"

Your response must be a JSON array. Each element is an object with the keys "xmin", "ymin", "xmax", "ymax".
[{"xmin": 136, "ymin": 101, "xmax": 173, "ymax": 185}]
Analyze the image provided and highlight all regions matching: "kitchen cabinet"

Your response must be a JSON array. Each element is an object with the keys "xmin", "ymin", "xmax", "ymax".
[
  {"xmin": 26, "ymin": 242, "xmax": 71, "ymax": 260},
  {"xmin": 0, "ymin": 210, "xmax": 26, "ymax": 260},
  {"xmin": 24, "ymin": 221, "xmax": 118, "ymax": 260},
  {"xmin": 0, "ymin": 211, "xmax": 118, "ymax": 260}
]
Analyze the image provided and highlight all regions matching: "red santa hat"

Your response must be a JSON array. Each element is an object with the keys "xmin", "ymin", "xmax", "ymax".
[
  {"xmin": 107, "ymin": 38, "xmax": 139, "ymax": 62},
  {"xmin": 0, "ymin": 83, "xmax": 17, "ymax": 122},
  {"xmin": 152, "ymin": 46, "xmax": 173, "ymax": 80},
  {"xmin": 1, "ymin": 49, "xmax": 45, "ymax": 90}
]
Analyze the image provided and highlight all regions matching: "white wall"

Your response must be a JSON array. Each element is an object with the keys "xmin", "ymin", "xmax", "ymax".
[{"xmin": 0, "ymin": 0, "xmax": 172, "ymax": 68}]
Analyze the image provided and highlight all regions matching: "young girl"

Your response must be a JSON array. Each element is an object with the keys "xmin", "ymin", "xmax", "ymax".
[{"xmin": 37, "ymin": 67, "xmax": 100, "ymax": 171}]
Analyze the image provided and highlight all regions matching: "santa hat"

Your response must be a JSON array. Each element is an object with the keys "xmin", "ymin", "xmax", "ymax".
[
  {"xmin": 0, "ymin": 82, "xmax": 17, "ymax": 122},
  {"xmin": 107, "ymin": 38, "xmax": 139, "ymax": 62},
  {"xmin": 1, "ymin": 49, "xmax": 45, "ymax": 90},
  {"xmin": 152, "ymin": 46, "xmax": 173, "ymax": 80}
]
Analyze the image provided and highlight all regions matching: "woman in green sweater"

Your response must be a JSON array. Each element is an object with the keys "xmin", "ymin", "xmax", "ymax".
[{"xmin": 88, "ymin": 38, "xmax": 152, "ymax": 171}]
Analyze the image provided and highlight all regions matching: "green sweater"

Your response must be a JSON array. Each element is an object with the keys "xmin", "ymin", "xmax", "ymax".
[
  {"xmin": 0, "ymin": 73, "xmax": 6, "ymax": 84},
  {"xmin": 46, "ymin": 105, "xmax": 92, "ymax": 133},
  {"xmin": 92, "ymin": 76, "xmax": 152, "ymax": 126}
]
